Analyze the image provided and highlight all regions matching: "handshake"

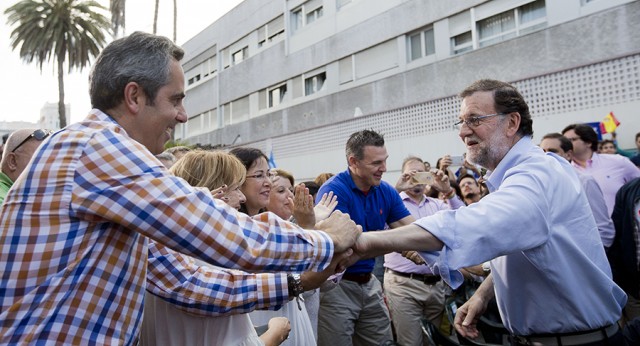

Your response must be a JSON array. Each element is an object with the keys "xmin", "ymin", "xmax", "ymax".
[{"xmin": 313, "ymin": 210, "xmax": 371, "ymax": 275}]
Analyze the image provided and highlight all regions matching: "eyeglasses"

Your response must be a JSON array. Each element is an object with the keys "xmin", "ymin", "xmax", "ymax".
[
  {"xmin": 454, "ymin": 113, "xmax": 507, "ymax": 129},
  {"xmin": 460, "ymin": 181, "xmax": 478, "ymax": 188},
  {"xmin": 246, "ymin": 170, "xmax": 277, "ymax": 181},
  {"xmin": 12, "ymin": 129, "xmax": 53, "ymax": 153}
]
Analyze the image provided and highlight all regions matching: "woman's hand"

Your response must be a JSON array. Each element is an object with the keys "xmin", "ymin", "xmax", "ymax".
[
  {"xmin": 313, "ymin": 191, "xmax": 338, "ymax": 223},
  {"xmin": 259, "ymin": 317, "xmax": 291, "ymax": 346},
  {"xmin": 293, "ymin": 183, "xmax": 315, "ymax": 229}
]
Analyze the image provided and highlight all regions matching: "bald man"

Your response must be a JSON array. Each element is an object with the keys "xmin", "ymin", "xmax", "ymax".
[{"xmin": 0, "ymin": 129, "xmax": 52, "ymax": 203}]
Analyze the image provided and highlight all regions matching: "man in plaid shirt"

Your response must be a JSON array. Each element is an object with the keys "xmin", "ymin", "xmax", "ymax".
[{"xmin": 0, "ymin": 32, "xmax": 359, "ymax": 344}]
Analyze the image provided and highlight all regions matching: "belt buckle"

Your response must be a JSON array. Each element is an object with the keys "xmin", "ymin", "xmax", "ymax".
[{"xmin": 512, "ymin": 335, "xmax": 532, "ymax": 345}]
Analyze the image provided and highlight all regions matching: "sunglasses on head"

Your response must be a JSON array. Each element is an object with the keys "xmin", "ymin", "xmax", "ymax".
[{"xmin": 12, "ymin": 129, "xmax": 53, "ymax": 153}]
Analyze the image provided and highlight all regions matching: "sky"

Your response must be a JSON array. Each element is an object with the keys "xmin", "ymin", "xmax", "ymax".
[{"xmin": 0, "ymin": 0, "xmax": 243, "ymax": 125}]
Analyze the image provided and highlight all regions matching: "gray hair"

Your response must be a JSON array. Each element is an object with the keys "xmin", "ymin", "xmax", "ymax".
[{"xmin": 89, "ymin": 31, "xmax": 184, "ymax": 111}]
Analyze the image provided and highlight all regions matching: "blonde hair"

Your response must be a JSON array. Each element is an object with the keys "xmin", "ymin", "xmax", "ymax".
[
  {"xmin": 314, "ymin": 172, "xmax": 333, "ymax": 186},
  {"xmin": 271, "ymin": 168, "xmax": 294, "ymax": 186},
  {"xmin": 170, "ymin": 150, "xmax": 246, "ymax": 189}
]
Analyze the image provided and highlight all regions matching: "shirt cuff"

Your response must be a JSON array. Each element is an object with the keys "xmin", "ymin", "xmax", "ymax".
[
  {"xmin": 254, "ymin": 272, "xmax": 289, "ymax": 311},
  {"xmin": 413, "ymin": 214, "xmax": 464, "ymax": 289},
  {"xmin": 302, "ymin": 230, "xmax": 334, "ymax": 272}
]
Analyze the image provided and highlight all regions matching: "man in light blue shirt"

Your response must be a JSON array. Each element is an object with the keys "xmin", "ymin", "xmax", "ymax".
[{"xmin": 350, "ymin": 79, "xmax": 627, "ymax": 345}]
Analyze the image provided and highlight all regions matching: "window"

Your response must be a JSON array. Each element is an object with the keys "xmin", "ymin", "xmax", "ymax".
[
  {"xmin": 306, "ymin": 7, "xmax": 323, "ymax": 24},
  {"xmin": 291, "ymin": 8, "xmax": 303, "ymax": 32},
  {"xmin": 232, "ymin": 46, "xmax": 248, "ymax": 65},
  {"xmin": 291, "ymin": 0, "xmax": 323, "ymax": 34},
  {"xmin": 305, "ymin": 72, "xmax": 326, "ymax": 96},
  {"xmin": 268, "ymin": 84, "xmax": 287, "ymax": 107},
  {"xmin": 478, "ymin": 0, "xmax": 546, "ymax": 47},
  {"xmin": 204, "ymin": 56, "xmax": 217, "ymax": 77},
  {"xmin": 519, "ymin": 0, "xmax": 547, "ymax": 35},
  {"xmin": 408, "ymin": 27, "xmax": 435, "ymax": 62},
  {"xmin": 478, "ymin": 10, "xmax": 516, "ymax": 47},
  {"xmin": 187, "ymin": 73, "xmax": 201, "ymax": 86},
  {"xmin": 451, "ymin": 31, "xmax": 473, "ymax": 55},
  {"xmin": 258, "ymin": 15, "xmax": 285, "ymax": 48}
]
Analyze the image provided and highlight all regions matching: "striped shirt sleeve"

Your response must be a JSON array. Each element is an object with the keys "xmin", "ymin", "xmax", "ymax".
[
  {"xmin": 71, "ymin": 129, "xmax": 334, "ymax": 274},
  {"xmin": 146, "ymin": 241, "xmax": 289, "ymax": 316}
]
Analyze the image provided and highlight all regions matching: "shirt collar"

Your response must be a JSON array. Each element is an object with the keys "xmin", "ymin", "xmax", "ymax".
[
  {"xmin": 485, "ymin": 136, "xmax": 535, "ymax": 192},
  {"xmin": 0, "ymin": 172, "xmax": 14, "ymax": 186},
  {"xmin": 85, "ymin": 109, "xmax": 130, "ymax": 137},
  {"xmin": 400, "ymin": 191, "xmax": 427, "ymax": 206},
  {"xmin": 346, "ymin": 167, "xmax": 378, "ymax": 194}
]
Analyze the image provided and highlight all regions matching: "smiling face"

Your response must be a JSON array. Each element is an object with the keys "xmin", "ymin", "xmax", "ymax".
[
  {"xmin": 349, "ymin": 145, "xmax": 388, "ymax": 191},
  {"xmin": 458, "ymin": 91, "xmax": 513, "ymax": 171},
  {"xmin": 240, "ymin": 157, "xmax": 271, "ymax": 216},
  {"xmin": 268, "ymin": 176, "xmax": 294, "ymax": 220},
  {"xmin": 134, "ymin": 59, "xmax": 187, "ymax": 155}
]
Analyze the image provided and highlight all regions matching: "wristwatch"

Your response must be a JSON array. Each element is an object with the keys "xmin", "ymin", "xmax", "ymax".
[
  {"xmin": 481, "ymin": 262, "xmax": 491, "ymax": 274},
  {"xmin": 287, "ymin": 273, "xmax": 304, "ymax": 299}
]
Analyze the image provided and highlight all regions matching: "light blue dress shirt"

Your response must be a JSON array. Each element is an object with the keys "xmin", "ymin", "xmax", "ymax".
[{"xmin": 415, "ymin": 137, "xmax": 626, "ymax": 335}]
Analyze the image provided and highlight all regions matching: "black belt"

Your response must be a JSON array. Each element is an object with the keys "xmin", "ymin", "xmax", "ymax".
[
  {"xmin": 342, "ymin": 272, "xmax": 372, "ymax": 284},
  {"xmin": 386, "ymin": 268, "xmax": 441, "ymax": 285},
  {"xmin": 511, "ymin": 324, "xmax": 619, "ymax": 346}
]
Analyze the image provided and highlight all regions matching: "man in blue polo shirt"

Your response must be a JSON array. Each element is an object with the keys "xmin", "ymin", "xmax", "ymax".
[{"xmin": 316, "ymin": 129, "xmax": 414, "ymax": 346}]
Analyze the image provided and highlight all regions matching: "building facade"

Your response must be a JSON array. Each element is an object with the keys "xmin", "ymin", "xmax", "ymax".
[
  {"xmin": 179, "ymin": 0, "xmax": 640, "ymax": 182},
  {"xmin": 39, "ymin": 102, "xmax": 70, "ymax": 130}
]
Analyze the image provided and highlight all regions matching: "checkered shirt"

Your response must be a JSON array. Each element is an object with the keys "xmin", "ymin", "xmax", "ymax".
[{"xmin": 0, "ymin": 109, "xmax": 332, "ymax": 344}]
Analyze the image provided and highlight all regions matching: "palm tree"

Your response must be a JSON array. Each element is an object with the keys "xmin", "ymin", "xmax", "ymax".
[
  {"xmin": 173, "ymin": 0, "xmax": 177, "ymax": 42},
  {"xmin": 152, "ymin": 0, "xmax": 178, "ymax": 42},
  {"xmin": 109, "ymin": 0, "xmax": 126, "ymax": 37},
  {"xmin": 5, "ymin": 0, "xmax": 110, "ymax": 129},
  {"xmin": 152, "ymin": 0, "xmax": 159, "ymax": 34}
]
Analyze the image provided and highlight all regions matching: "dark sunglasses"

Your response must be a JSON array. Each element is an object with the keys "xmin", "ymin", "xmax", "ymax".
[{"xmin": 12, "ymin": 129, "xmax": 53, "ymax": 153}]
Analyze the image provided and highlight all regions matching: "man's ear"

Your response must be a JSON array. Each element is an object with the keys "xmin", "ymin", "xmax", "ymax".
[
  {"xmin": 505, "ymin": 112, "xmax": 521, "ymax": 137},
  {"xmin": 123, "ymin": 82, "xmax": 145, "ymax": 114},
  {"xmin": 6, "ymin": 152, "xmax": 18, "ymax": 172},
  {"xmin": 347, "ymin": 155, "xmax": 358, "ymax": 167}
]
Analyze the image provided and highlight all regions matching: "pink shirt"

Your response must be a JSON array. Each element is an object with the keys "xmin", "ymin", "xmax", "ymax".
[
  {"xmin": 571, "ymin": 153, "xmax": 640, "ymax": 216},
  {"xmin": 384, "ymin": 192, "xmax": 464, "ymax": 274}
]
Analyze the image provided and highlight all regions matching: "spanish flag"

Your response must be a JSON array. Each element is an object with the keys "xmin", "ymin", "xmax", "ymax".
[{"xmin": 600, "ymin": 112, "xmax": 620, "ymax": 134}]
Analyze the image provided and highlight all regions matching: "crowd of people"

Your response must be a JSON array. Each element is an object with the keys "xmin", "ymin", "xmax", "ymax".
[{"xmin": 1, "ymin": 31, "xmax": 640, "ymax": 346}]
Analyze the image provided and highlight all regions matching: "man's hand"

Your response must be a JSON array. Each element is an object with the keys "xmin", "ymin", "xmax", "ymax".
[
  {"xmin": 431, "ymin": 169, "xmax": 451, "ymax": 193},
  {"xmin": 454, "ymin": 274, "xmax": 494, "ymax": 339},
  {"xmin": 439, "ymin": 155, "xmax": 453, "ymax": 171},
  {"xmin": 293, "ymin": 184, "xmax": 315, "ymax": 229},
  {"xmin": 401, "ymin": 250, "xmax": 426, "ymax": 265},
  {"xmin": 395, "ymin": 170, "xmax": 418, "ymax": 192},
  {"xmin": 315, "ymin": 210, "xmax": 361, "ymax": 252},
  {"xmin": 301, "ymin": 248, "xmax": 353, "ymax": 289},
  {"xmin": 313, "ymin": 191, "xmax": 338, "ymax": 223}
]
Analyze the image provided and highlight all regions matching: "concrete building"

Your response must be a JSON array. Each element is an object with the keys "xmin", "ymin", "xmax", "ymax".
[
  {"xmin": 179, "ymin": 0, "xmax": 640, "ymax": 182},
  {"xmin": 39, "ymin": 102, "xmax": 70, "ymax": 130}
]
